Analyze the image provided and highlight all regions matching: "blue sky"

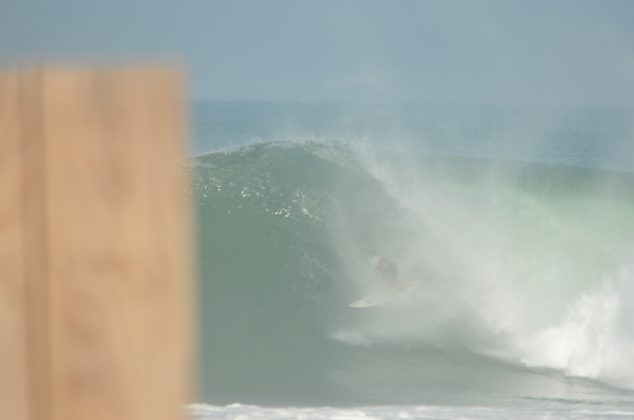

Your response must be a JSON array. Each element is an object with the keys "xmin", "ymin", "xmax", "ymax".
[{"xmin": 2, "ymin": 0, "xmax": 634, "ymax": 105}]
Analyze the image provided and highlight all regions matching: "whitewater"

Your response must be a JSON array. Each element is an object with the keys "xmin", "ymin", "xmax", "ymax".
[{"xmin": 190, "ymin": 102, "xmax": 634, "ymax": 418}]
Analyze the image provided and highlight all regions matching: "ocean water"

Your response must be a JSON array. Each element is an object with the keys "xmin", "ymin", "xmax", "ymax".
[{"xmin": 190, "ymin": 102, "xmax": 634, "ymax": 418}]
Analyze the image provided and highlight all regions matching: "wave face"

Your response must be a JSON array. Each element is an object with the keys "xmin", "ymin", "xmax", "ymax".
[{"xmin": 193, "ymin": 140, "xmax": 634, "ymax": 406}]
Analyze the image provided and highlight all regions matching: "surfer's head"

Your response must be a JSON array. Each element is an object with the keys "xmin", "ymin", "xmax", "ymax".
[{"xmin": 377, "ymin": 257, "xmax": 389, "ymax": 271}]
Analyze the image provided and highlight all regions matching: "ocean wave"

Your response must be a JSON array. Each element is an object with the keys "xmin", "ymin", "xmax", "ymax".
[{"xmin": 195, "ymin": 140, "xmax": 634, "ymax": 405}]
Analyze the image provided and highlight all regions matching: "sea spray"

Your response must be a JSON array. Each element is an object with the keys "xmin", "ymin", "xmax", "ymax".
[
  {"xmin": 334, "ymin": 142, "xmax": 634, "ymax": 388},
  {"xmin": 195, "ymin": 140, "xmax": 634, "ymax": 405},
  {"xmin": 518, "ymin": 266, "xmax": 634, "ymax": 388}
]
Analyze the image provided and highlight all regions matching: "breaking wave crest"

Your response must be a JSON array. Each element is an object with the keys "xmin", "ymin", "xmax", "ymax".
[{"xmin": 194, "ymin": 140, "xmax": 634, "ymax": 405}]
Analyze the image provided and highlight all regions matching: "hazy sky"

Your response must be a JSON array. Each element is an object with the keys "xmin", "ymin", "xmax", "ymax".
[{"xmin": 2, "ymin": 0, "xmax": 634, "ymax": 105}]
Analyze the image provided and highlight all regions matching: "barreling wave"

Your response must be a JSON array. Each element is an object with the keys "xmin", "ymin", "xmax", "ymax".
[{"xmin": 193, "ymin": 140, "xmax": 634, "ymax": 406}]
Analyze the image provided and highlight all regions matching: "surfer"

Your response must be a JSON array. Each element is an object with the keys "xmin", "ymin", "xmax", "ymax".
[
  {"xmin": 376, "ymin": 257, "xmax": 404, "ymax": 293},
  {"xmin": 349, "ymin": 257, "xmax": 417, "ymax": 308}
]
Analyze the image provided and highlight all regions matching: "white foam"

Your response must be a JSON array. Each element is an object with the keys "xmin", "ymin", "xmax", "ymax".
[
  {"xmin": 186, "ymin": 403, "xmax": 634, "ymax": 419},
  {"xmin": 331, "ymin": 143, "xmax": 634, "ymax": 391},
  {"xmin": 516, "ymin": 268, "xmax": 634, "ymax": 388}
]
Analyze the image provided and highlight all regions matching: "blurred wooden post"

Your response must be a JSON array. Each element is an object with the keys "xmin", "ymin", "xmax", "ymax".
[
  {"xmin": 0, "ymin": 68, "xmax": 193, "ymax": 420},
  {"xmin": 0, "ymin": 71, "xmax": 29, "ymax": 420}
]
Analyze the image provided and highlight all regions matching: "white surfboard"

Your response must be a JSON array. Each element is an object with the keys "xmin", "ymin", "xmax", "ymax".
[{"xmin": 349, "ymin": 281, "xmax": 419, "ymax": 308}]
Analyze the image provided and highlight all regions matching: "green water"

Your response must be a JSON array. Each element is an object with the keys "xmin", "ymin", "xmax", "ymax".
[{"xmin": 193, "ymin": 141, "xmax": 634, "ymax": 406}]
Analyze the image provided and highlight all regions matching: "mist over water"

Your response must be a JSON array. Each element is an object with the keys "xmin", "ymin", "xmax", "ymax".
[
  {"xmin": 193, "ymin": 102, "xmax": 634, "ymax": 171},
  {"xmin": 331, "ymin": 143, "xmax": 634, "ymax": 389},
  {"xmin": 185, "ymin": 1, "xmax": 634, "ymax": 417},
  {"xmin": 193, "ymin": 101, "xmax": 634, "ymax": 408}
]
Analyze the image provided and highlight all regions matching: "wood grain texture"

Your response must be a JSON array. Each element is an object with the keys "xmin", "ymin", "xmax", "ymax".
[
  {"xmin": 42, "ymin": 69, "xmax": 193, "ymax": 420},
  {"xmin": 0, "ymin": 72, "xmax": 28, "ymax": 420},
  {"xmin": 0, "ymin": 68, "xmax": 193, "ymax": 420}
]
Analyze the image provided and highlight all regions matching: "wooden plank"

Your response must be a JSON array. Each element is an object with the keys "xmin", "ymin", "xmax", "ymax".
[
  {"xmin": 0, "ymin": 68, "xmax": 193, "ymax": 420},
  {"xmin": 40, "ymin": 69, "xmax": 193, "ymax": 420},
  {"xmin": 0, "ymin": 72, "xmax": 28, "ymax": 420},
  {"xmin": 20, "ymin": 69, "xmax": 54, "ymax": 420}
]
